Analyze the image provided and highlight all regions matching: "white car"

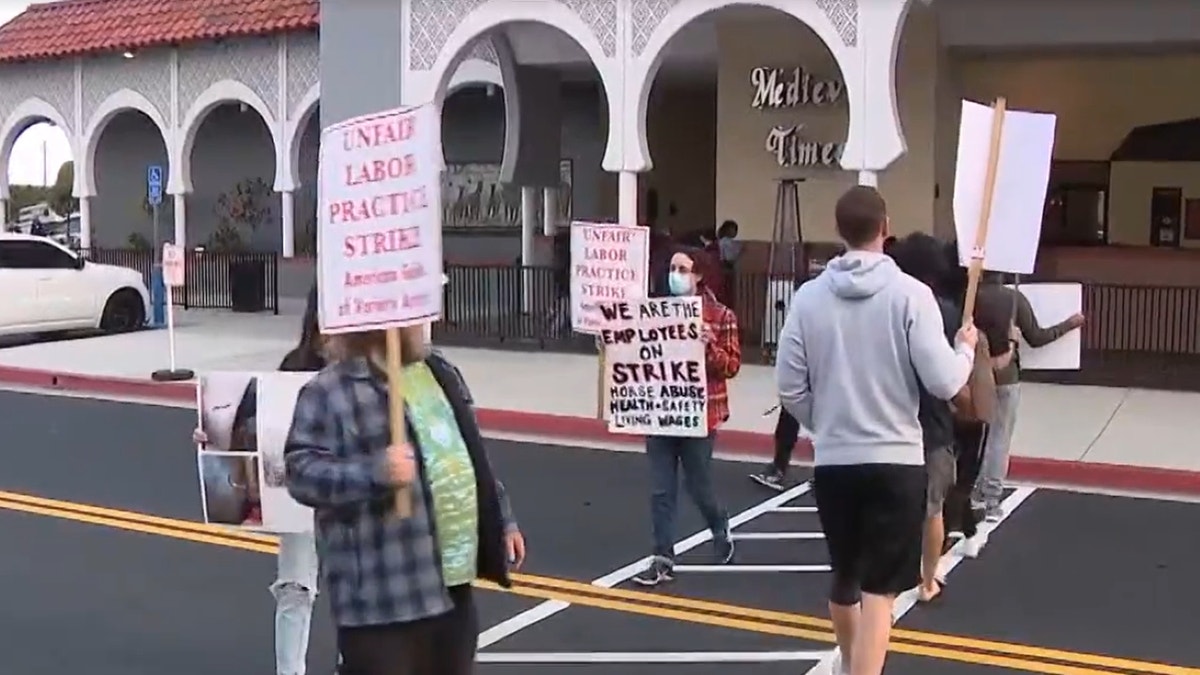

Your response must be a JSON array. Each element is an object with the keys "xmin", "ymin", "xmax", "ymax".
[{"xmin": 0, "ymin": 234, "xmax": 150, "ymax": 336}]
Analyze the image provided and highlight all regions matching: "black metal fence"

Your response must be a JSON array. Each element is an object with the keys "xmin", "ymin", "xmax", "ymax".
[
  {"xmin": 432, "ymin": 265, "xmax": 1200, "ymax": 392},
  {"xmin": 80, "ymin": 248, "xmax": 280, "ymax": 314}
]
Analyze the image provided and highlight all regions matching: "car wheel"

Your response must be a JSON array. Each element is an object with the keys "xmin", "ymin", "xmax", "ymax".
[{"xmin": 100, "ymin": 289, "xmax": 146, "ymax": 333}]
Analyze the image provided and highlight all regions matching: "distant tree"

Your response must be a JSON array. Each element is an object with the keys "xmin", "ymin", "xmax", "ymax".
[{"xmin": 49, "ymin": 160, "xmax": 77, "ymax": 215}]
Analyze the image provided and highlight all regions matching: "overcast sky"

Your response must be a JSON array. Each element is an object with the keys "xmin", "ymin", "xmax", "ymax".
[{"xmin": 2, "ymin": 1, "xmax": 74, "ymax": 187}]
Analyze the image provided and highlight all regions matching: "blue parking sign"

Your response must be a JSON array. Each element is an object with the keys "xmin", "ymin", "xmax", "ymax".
[{"xmin": 147, "ymin": 164, "xmax": 163, "ymax": 206}]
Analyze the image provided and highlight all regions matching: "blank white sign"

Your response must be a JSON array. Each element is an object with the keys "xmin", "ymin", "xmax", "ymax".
[
  {"xmin": 1006, "ymin": 283, "xmax": 1081, "ymax": 370},
  {"xmin": 954, "ymin": 100, "xmax": 1057, "ymax": 275}
]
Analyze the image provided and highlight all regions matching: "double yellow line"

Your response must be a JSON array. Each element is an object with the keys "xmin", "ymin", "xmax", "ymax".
[{"xmin": 0, "ymin": 489, "xmax": 1193, "ymax": 675}]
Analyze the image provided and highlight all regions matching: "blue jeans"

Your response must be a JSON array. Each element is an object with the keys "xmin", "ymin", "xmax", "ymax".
[
  {"xmin": 646, "ymin": 433, "xmax": 729, "ymax": 559},
  {"xmin": 272, "ymin": 532, "xmax": 319, "ymax": 675}
]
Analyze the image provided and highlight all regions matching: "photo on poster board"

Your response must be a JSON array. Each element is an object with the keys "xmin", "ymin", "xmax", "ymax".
[
  {"xmin": 600, "ymin": 297, "xmax": 708, "ymax": 437},
  {"xmin": 197, "ymin": 372, "xmax": 262, "ymax": 529},
  {"xmin": 317, "ymin": 102, "xmax": 445, "ymax": 334},
  {"xmin": 1006, "ymin": 283, "xmax": 1082, "ymax": 370},
  {"xmin": 570, "ymin": 221, "xmax": 650, "ymax": 334},
  {"xmin": 255, "ymin": 372, "xmax": 317, "ymax": 533},
  {"xmin": 953, "ymin": 100, "xmax": 1057, "ymax": 275}
]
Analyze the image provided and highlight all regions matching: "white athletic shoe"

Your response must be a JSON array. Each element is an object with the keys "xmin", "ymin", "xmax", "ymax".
[{"xmin": 962, "ymin": 532, "xmax": 987, "ymax": 558}]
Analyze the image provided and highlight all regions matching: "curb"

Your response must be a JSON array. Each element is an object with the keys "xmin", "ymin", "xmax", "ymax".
[{"xmin": 2, "ymin": 364, "xmax": 1197, "ymax": 499}]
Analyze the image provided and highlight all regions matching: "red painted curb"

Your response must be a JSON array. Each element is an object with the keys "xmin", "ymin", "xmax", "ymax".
[{"xmin": 2, "ymin": 365, "xmax": 1198, "ymax": 498}]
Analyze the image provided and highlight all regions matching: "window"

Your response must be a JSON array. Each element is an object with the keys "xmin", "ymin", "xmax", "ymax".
[{"xmin": 0, "ymin": 240, "xmax": 80, "ymax": 270}]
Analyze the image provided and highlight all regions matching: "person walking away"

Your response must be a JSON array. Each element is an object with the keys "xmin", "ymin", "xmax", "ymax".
[
  {"xmin": 285, "ymin": 326, "xmax": 526, "ymax": 675},
  {"xmin": 775, "ymin": 187, "xmax": 977, "ymax": 675},
  {"xmin": 633, "ymin": 247, "xmax": 742, "ymax": 587},
  {"xmin": 749, "ymin": 407, "xmax": 802, "ymax": 491},
  {"xmin": 192, "ymin": 284, "xmax": 328, "ymax": 675},
  {"xmin": 972, "ymin": 273, "xmax": 1083, "ymax": 521}
]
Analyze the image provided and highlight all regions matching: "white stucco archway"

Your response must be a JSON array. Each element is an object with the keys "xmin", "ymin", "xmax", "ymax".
[
  {"xmin": 447, "ymin": 58, "xmax": 504, "ymax": 95},
  {"xmin": 0, "ymin": 97, "xmax": 73, "ymax": 200},
  {"xmin": 286, "ymin": 83, "xmax": 320, "ymax": 195},
  {"xmin": 628, "ymin": 0, "xmax": 857, "ymax": 173},
  {"xmin": 412, "ymin": 3, "xmax": 622, "ymax": 171},
  {"xmin": 178, "ymin": 79, "xmax": 280, "ymax": 193},
  {"xmin": 81, "ymin": 89, "xmax": 171, "ymax": 197}
]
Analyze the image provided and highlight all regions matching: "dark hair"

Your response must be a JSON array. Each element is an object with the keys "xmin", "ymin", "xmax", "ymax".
[
  {"xmin": 279, "ymin": 284, "xmax": 325, "ymax": 371},
  {"xmin": 671, "ymin": 245, "xmax": 719, "ymax": 289},
  {"xmin": 835, "ymin": 186, "xmax": 887, "ymax": 248},
  {"xmin": 718, "ymin": 220, "xmax": 739, "ymax": 238},
  {"xmin": 891, "ymin": 232, "xmax": 948, "ymax": 289}
]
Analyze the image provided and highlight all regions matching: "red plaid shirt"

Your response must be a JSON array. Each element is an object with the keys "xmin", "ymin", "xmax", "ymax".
[{"xmin": 702, "ymin": 289, "xmax": 741, "ymax": 431}]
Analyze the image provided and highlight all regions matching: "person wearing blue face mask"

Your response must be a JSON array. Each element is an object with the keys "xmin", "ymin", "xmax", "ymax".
[{"xmin": 633, "ymin": 247, "xmax": 743, "ymax": 587}]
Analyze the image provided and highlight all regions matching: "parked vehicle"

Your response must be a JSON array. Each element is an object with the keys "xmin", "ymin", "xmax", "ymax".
[{"xmin": 0, "ymin": 233, "xmax": 150, "ymax": 336}]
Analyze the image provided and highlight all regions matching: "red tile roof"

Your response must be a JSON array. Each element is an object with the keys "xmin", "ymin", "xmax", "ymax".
[{"xmin": 0, "ymin": 0, "xmax": 319, "ymax": 63}]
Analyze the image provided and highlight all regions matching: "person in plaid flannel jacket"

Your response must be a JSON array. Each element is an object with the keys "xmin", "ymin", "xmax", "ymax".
[
  {"xmin": 633, "ymin": 246, "xmax": 742, "ymax": 588},
  {"xmin": 284, "ymin": 327, "xmax": 525, "ymax": 675}
]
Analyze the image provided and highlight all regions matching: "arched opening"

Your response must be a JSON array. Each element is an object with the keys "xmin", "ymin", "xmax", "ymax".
[
  {"xmin": 435, "ymin": 25, "xmax": 610, "ymax": 267},
  {"xmin": 187, "ymin": 103, "xmax": 278, "ymax": 251},
  {"xmin": 640, "ymin": 5, "xmax": 848, "ymax": 249},
  {"xmin": 92, "ymin": 109, "xmax": 171, "ymax": 250},
  {"xmin": 3, "ymin": 117, "xmax": 74, "ymax": 245},
  {"xmin": 294, "ymin": 102, "xmax": 321, "ymax": 257}
]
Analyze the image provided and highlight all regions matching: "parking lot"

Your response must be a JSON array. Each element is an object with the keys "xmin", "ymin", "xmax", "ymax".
[{"xmin": 0, "ymin": 388, "xmax": 1197, "ymax": 675}]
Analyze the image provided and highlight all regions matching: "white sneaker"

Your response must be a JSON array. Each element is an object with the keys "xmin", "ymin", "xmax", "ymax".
[{"xmin": 962, "ymin": 532, "xmax": 987, "ymax": 558}]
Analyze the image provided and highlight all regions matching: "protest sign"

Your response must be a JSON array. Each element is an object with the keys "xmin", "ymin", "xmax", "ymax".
[
  {"xmin": 953, "ymin": 99, "xmax": 1057, "ymax": 276},
  {"xmin": 570, "ymin": 221, "xmax": 649, "ymax": 334},
  {"xmin": 1005, "ymin": 283, "xmax": 1082, "ymax": 370},
  {"xmin": 196, "ymin": 372, "xmax": 314, "ymax": 533},
  {"xmin": 317, "ymin": 103, "xmax": 443, "ymax": 334},
  {"xmin": 599, "ymin": 297, "xmax": 708, "ymax": 437}
]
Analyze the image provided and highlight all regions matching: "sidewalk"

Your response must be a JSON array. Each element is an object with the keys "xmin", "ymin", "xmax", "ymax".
[{"xmin": 0, "ymin": 308, "xmax": 1195, "ymax": 497}]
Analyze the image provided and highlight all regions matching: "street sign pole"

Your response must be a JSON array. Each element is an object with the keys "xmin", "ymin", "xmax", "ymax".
[
  {"xmin": 151, "ymin": 242, "xmax": 194, "ymax": 382},
  {"xmin": 147, "ymin": 165, "xmax": 166, "ymax": 328}
]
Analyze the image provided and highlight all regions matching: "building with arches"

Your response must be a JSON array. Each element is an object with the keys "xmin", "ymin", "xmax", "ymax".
[{"xmin": 2, "ymin": 0, "xmax": 1200, "ymax": 286}]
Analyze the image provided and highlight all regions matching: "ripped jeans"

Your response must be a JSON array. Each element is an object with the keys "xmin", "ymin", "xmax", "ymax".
[{"xmin": 273, "ymin": 532, "xmax": 319, "ymax": 675}]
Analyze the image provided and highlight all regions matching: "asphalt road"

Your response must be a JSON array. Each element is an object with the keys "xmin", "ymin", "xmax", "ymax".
[{"xmin": 0, "ymin": 389, "xmax": 1197, "ymax": 675}]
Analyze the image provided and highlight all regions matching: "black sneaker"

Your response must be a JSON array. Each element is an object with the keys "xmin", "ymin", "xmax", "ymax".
[
  {"xmin": 749, "ymin": 466, "xmax": 786, "ymax": 491},
  {"xmin": 713, "ymin": 526, "xmax": 736, "ymax": 564},
  {"xmin": 632, "ymin": 556, "xmax": 675, "ymax": 587}
]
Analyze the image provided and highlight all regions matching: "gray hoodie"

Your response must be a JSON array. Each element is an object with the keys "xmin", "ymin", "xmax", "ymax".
[{"xmin": 775, "ymin": 251, "xmax": 974, "ymax": 466}]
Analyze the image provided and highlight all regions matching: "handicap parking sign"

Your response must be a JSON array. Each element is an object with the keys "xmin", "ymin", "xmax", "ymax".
[{"xmin": 147, "ymin": 165, "xmax": 164, "ymax": 206}]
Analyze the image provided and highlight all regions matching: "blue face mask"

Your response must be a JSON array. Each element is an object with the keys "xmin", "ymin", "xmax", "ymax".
[{"xmin": 668, "ymin": 272, "xmax": 694, "ymax": 296}]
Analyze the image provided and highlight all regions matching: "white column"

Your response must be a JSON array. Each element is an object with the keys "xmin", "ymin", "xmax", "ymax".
[
  {"xmin": 618, "ymin": 171, "xmax": 638, "ymax": 227},
  {"xmin": 79, "ymin": 197, "xmax": 92, "ymax": 250},
  {"xmin": 520, "ymin": 186, "xmax": 538, "ymax": 313},
  {"xmin": 857, "ymin": 170, "xmax": 878, "ymax": 187},
  {"xmin": 171, "ymin": 193, "xmax": 186, "ymax": 246},
  {"xmin": 542, "ymin": 187, "xmax": 557, "ymax": 236},
  {"xmin": 0, "ymin": 198, "xmax": 8, "ymax": 226},
  {"xmin": 280, "ymin": 190, "xmax": 296, "ymax": 258}
]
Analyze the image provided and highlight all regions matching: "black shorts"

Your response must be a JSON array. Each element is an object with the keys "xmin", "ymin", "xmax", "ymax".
[{"xmin": 813, "ymin": 463, "xmax": 926, "ymax": 601}]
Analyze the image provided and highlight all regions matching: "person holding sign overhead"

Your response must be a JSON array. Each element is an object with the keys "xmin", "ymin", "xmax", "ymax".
[
  {"xmin": 632, "ymin": 247, "xmax": 742, "ymax": 588},
  {"xmin": 284, "ymin": 327, "xmax": 526, "ymax": 675},
  {"xmin": 775, "ymin": 187, "xmax": 977, "ymax": 675}
]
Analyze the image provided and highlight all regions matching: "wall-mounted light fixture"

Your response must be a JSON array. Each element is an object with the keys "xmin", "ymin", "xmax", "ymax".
[{"xmin": 122, "ymin": 50, "xmax": 136, "ymax": 59}]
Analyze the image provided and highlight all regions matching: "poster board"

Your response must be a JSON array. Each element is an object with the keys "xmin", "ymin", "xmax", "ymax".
[
  {"xmin": 953, "ymin": 100, "xmax": 1057, "ymax": 275},
  {"xmin": 1006, "ymin": 283, "xmax": 1082, "ymax": 370},
  {"xmin": 196, "ymin": 372, "xmax": 314, "ymax": 533},
  {"xmin": 599, "ymin": 297, "xmax": 708, "ymax": 437},
  {"xmin": 570, "ymin": 221, "xmax": 650, "ymax": 334},
  {"xmin": 317, "ymin": 103, "xmax": 444, "ymax": 334}
]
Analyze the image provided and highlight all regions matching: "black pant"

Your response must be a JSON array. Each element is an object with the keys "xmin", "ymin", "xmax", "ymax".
[
  {"xmin": 772, "ymin": 408, "xmax": 801, "ymax": 472},
  {"xmin": 945, "ymin": 422, "xmax": 988, "ymax": 538},
  {"xmin": 338, "ymin": 586, "xmax": 478, "ymax": 675}
]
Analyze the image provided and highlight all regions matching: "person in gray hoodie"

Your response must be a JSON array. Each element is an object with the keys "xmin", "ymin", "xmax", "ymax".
[{"xmin": 775, "ymin": 186, "xmax": 977, "ymax": 675}]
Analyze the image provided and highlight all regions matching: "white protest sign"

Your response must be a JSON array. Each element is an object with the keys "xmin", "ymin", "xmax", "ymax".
[
  {"xmin": 954, "ymin": 100, "xmax": 1057, "ymax": 274},
  {"xmin": 317, "ymin": 103, "xmax": 443, "ymax": 334},
  {"xmin": 255, "ymin": 372, "xmax": 317, "ymax": 532},
  {"xmin": 1006, "ymin": 283, "xmax": 1082, "ymax": 370},
  {"xmin": 570, "ymin": 221, "xmax": 649, "ymax": 334},
  {"xmin": 599, "ymin": 297, "xmax": 708, "ymax": 437},
  {"xmin": 163, "ymin": 243, "xmax": 185, "ymax": 287},
  {"xmin": 196, "ymin": 372, "xmax": 314, "ymax": 533}
]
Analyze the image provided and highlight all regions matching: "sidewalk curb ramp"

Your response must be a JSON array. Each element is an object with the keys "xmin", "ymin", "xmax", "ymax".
[{"xmin": 2, "ymin": 363, "xmax": 1196, "ymax": 499}]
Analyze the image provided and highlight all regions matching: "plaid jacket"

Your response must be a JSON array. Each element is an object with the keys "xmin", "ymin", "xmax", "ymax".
[
  {"xmin": 284, "ymin": 351, "xmax": 514, "ymax": 628},
  {"xmin": 702, "ymin": 289, "xmax": 741, "ymax": 431}
]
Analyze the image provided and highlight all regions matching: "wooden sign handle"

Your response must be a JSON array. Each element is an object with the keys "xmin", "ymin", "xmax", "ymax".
[
  {"xmin": 385, "ymin": 327, "xmax": 413, "ymax": 518},
  {"xmin": 962, "ymin": 97, "xmax": 1007, "ymax": 326}
]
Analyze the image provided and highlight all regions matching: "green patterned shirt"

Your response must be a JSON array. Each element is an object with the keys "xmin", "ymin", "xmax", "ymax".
[{"xmin": 403, "ymin": 362, "xmax": 479, "ymax": 586}]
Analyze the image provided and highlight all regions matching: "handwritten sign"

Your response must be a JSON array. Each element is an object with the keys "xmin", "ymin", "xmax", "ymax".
[
  {"xmin": 570, "ymin": 221, "xmax": 649, "ymax": 334},
  {"xmin": 317, "ymin": 103, "xmax": 443, "ymax": 333},
  {"xmin": 599, "ymin": 297, "xmax": 708, "ymax": 437}
]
